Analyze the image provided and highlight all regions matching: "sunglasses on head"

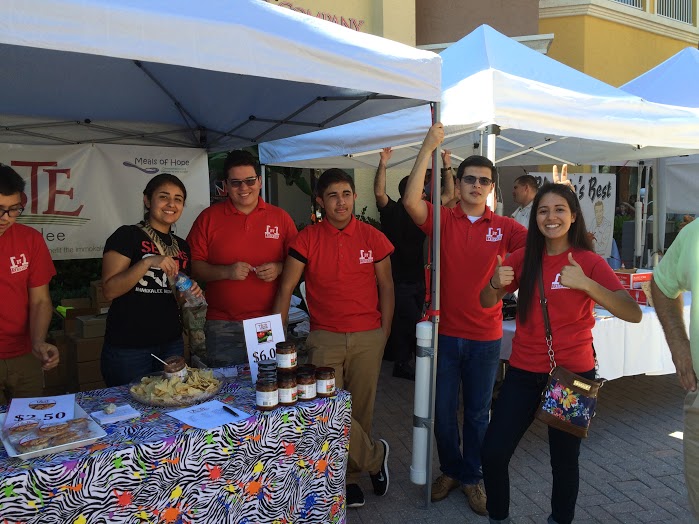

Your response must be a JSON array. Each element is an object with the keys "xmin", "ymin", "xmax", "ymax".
[
  {"xmin": 226, "ymin": 176, "xmax": 258, "ymax": 188},
  {"xmin": 461, "ymin": 175, "xmax": 493, "ymax": 186}
]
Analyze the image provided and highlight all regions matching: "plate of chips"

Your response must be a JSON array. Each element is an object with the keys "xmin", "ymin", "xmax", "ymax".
[{"xmin": 129, "ymin": 368, "xmax": 223, "ymax": 407}]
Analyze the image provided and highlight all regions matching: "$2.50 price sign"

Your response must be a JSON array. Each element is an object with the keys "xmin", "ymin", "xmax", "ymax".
[
  {"xmin": 3, "ymin": 394, "xmax": 76, "ymax": 431},
  {"xmin": 243, "ymin": 314, "xmax": 285, "ymax": 384}
]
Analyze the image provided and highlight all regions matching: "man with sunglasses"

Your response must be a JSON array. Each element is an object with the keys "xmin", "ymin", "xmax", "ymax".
[
  {"xmin": 403, "ymin": 124, "xmax": 527, "ymax": 516},
  {"xmin": 0, "ymin": 164, "xmax": 59, "ymax": 404},
  {"xmin": 187, "ymin": 151, "xmax": 297, "ymax": 366}
]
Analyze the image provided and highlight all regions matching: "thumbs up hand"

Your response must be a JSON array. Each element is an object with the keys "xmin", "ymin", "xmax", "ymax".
[
  {"xmin": 559, "ymin": 252, "xmax": 589, "ymax": 291},
  {"xmin": 491, "ymin": 254, "xmax": 514, "ymax": 289}
]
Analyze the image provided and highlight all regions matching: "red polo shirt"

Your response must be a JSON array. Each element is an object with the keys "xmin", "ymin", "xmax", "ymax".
[
  {"xmin": 289, "ymin": 217, "xmax": 394, "ymax": 333},
  {"xmin": 1, "ymin": 224, "xmax": 56, "ymax": 359},
  {"xmin": 419, "ymin": 203, "xmax": 527, "ymax": 340},
  {"xmin": 187, "ymin": 197, "xmax": 297, "ymax": 321}
]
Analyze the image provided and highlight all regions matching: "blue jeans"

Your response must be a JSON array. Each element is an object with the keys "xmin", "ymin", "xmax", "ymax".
[
  {"xmin": 101, "ymin": 337, "xmax": 184, "ymax": 387},
  {"xmin": 481, "ymin": 366, "xmax": 595, "ymax": 524},
  {"xmin": 434, "ymin": 334, "xmax": 501, "ymax": 485}
]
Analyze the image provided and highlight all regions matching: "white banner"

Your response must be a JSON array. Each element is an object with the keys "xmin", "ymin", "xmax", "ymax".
[
  {"xmin": 530, "ymin": 172, "xmax": 616, "ymax": 258},
  {"xmin": 0, "ymin": 144, "xmax": 209, "ymax": 260}
]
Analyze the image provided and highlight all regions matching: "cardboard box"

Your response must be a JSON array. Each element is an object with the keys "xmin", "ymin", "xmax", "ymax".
[
  {"xmin": 80, "ymin": 380, "xmax": 106, "ymax": 392},
  {"xmin": 77, "ymin": 359, "xmax": 103, "ymax": 384},
  {"xmin": 629, "ymin": 289, "xmax": 649, "ymax": 305},
  {"xmin": 614, "ymin": 270, "xmax": 652, "ymax": 289},
  {"xmin": 44, "ymin": 330, "xmax": 71, "ymax": 388},
  {"xmin": 57, "ymin": 298, "xmax": 97, "ymax": 336},
  {"xmin": 76, "ymin": 314, "xmax": 107, "ymax": 339},
  {"xmin": 68, "ymin": 335, "xmax": 103, "ymax": 363},
  {"xmin": 90, "ymin": 280, "xmax": 107, "ymax": 306}
]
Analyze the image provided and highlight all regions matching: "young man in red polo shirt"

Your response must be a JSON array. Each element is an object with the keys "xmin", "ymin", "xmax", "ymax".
[
  {"xmin": 187, "ymin": 151, "xmax": 297, "ymax": 366},
  {"xmin": 403, "ymin": 124, "xmax": 527, "ymax": 515},
  {"xmin": 274, "ymin": 168, "xmax": 394, "ymax": 508},
  {"xmin": 0, "ymin": 164, "xmax": 60, "ymax": 404}
]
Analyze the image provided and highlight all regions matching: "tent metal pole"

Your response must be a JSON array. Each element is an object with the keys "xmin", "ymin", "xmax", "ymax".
[
  {"xmin": 486, "ymin": 125, "xmax": 500, "ymax": 213},
  {"xmin": 651, "ymin": 160, "xmax": 659, "ymax": 267},
  {"xmin": 261, "ymin": 164, "xmax": 267, "ymax": 202},
  {"xmin": 424, "ymin": 102, "xmax": 441, "ymax": 508}
]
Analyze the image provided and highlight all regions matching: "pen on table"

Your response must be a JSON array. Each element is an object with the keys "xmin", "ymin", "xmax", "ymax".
[{"xmin": 222, "ymin": 404, "xmax": 241, "ymax": 417}]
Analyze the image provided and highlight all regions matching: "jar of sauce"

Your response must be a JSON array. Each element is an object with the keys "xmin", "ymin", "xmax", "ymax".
[
  {"xmin": 296, "ymin": 370, "xmax": 316, "ymax": 401},
  {"xmin": 315, "ymin": 367, "xmax": 336, "ymax": 397},
  {"xmin": 256, "ymin": 376, "xmax": 278, "ymax": 411},
  {"xmin": 276, "ymin": 342, "xmax": 297, "ymax": 372},
  {"xmin": 278, "ymin": 373, "xmax": 298, "ymax": 406}
]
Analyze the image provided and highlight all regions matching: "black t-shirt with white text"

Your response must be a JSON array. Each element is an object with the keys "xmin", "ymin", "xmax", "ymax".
[{"xmin": 103, "ymin": 225, "xmax": 191, "ymax": 348}]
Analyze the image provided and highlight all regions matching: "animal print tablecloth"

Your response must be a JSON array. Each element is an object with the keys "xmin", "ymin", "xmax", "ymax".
[{"xmin": 0, "ymin": 379, "xmax": 350, "ymax": 523}]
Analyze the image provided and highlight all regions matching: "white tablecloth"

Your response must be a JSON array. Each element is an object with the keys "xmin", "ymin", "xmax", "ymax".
[{"xmin": 500, "ymin": 293, "xmax": 691, "ymax": 381}]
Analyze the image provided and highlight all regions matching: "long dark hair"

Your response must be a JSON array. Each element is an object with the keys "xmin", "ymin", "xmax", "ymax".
[
  {"xmin": 517, "ymin": 183, "xmax": 593, "ymax": 323},
  {"xmin": 143, "ymin": 173, "xmax": 187, "ymax": 223}
]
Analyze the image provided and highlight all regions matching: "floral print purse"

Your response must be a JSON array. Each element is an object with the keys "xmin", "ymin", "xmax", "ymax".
[{"xmin": 534, "ymin": 272, "xmax": 604, "ymax": 439}]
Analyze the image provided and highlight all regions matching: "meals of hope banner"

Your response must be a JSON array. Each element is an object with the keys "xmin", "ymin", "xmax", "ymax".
[{"xmin": 0, "ymin": 144, "xmax": 209, "ymax": 260}]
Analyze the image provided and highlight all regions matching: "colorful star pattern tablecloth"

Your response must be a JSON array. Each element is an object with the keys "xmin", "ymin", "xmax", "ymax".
[{"xmin": 0, "ymin": 379, "xmax": 351, "ymax": 523}]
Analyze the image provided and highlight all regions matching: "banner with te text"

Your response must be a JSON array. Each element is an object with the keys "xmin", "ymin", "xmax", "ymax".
[
  {"xmin": 0, "ymin": 144, "xmax": 209, "ymax": 260},
  {"xmin": 530, "ymin": 172, "xmax": 616, "ymax": 258}
]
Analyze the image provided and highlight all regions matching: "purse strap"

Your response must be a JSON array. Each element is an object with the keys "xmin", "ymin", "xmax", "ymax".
[{"xmin": 537, "ymin": 268, "xmax": 556, "ymax": 371}]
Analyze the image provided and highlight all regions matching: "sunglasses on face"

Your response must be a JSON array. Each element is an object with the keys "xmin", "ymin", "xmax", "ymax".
[
  {"xmin": 0, "ymin": 207, "xmax": 24, "ymax": 218},
  {"xmin": 226, "ymin": 176, "xmax": 258, "ymax": 188},
  {"xmin": 461, "ymin": 175, "xmax": 493, "ymax": 186}
]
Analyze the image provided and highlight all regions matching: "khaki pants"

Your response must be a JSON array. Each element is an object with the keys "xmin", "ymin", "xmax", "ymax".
[
  {"xmin": 684, "ymin": 391, "xmax": 699, "ymax": 520},
  {"xmin": 0, "ymin": 352, "xmax": 44, "ymax": 405},
  {"xmin": 306, "ymin": 328, "xmax": 386, "ymax": 484}
]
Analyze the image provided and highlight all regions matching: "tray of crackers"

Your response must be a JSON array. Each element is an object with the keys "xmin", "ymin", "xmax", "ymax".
[
  {"xmin": 0, "ymin": 404, "xmax": 107, "ymax": 459},
  {"xmin": 129, "ymin": 368, "xmax": 223, "ymax": 407}
]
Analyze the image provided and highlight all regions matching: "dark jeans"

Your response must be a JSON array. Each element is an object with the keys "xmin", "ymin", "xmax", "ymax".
[
  {"xmin": 482, "ymin": 366, "xmax": 596, "ymax": 524},
  {"xmin": 101, "ymin": 337, "xmax": 184, "ymax": 387},
  {"xmin": 435, "ymin": 334, "xmax": 502, "ymax": 485},
  {"xmin": 385, "ymin": 280, "xmax": 424, "ymax": 365}
]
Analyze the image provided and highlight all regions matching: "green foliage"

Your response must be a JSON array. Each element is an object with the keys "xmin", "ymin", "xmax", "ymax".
[{"xmin": 355, "ymin": 206, "xmax": 381, "ymax": 230}]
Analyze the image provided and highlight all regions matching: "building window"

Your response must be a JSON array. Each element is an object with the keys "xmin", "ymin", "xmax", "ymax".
[
  {"xmin": 611, "ymin": 0, "xmax": 643, "ymax": 8},
  {"xmin": 656, "ymin": 0, "xmax": 693, "ymax": 23}
]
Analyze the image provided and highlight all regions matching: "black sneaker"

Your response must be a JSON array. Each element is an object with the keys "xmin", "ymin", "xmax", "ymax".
[
  {"xmin": 370, "ymin": 439, "xmax": 390, "ymax": 496},
  {"xmin": 346, "ymin": 483, "xmax": 365, "ymax": 508}
]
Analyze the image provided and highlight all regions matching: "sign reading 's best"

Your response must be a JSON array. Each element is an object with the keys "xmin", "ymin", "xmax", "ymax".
[{"xmin": 1, "ymin": 144, "xmax": 209, "ymax": 260}]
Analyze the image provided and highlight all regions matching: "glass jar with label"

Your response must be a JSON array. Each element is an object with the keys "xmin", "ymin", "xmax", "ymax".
[
  {"xmin": 315, "ymin": 367, "xmax": 336, "ymax": 397},
  {"xmin": 296, "ymin": 370, "xmax": 316, "ymax": 401},
  {"xmin": 256, "ymin": 376, "xmax": 279, "ymax": 411},
  {"xmin": 278, "ymin": 373, "xmax": 298, "ymax": 406},
  {"xmin": 276, "ymin": 342, "xmax": 297, "ymax": 373}
]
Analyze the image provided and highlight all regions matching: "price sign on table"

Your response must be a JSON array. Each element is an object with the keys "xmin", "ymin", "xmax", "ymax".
[
  {"xmin": 243, "ymin": 313, "xmax": 285, "ymax": 383},
  {"xmin": 3, "ymin": 394, "xmax": 76, "ymax": 430}
]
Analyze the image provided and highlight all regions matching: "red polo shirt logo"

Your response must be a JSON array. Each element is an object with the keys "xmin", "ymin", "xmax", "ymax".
[
  {"xmin": 486, "ymin": 227, "xmax": 503, "ymax": 242},
  {"xmin": 551, "ymin": 273, "xmax": 568, "ymax": 290},
  {"xmin": 9, "ymin": 254, "xmax": 28, "ymax": 274},
  {"xmin": 264, "ymin": 225, "xmax": 280, "ymax": 239},
  {"xmin": 359, "ymin": 249, "xmax": 374, "ymax": 264}
]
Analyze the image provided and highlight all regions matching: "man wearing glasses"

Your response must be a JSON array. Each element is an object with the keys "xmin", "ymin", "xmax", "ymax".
[
  {"xmin": 402, "ymin": 124, "xmax": 527, "ymax": 516},
  {"xmin": 187, "ymin": 151, "xmax": 297, "ymax": 366},
  {"xmin": 0, "ymin": 164, "xmax": 59, "ymax": 404}
]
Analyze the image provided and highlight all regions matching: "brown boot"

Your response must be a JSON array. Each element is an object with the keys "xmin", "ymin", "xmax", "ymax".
[
  {"xmin": 431, "ymin": 474, "xmax": 460, "ymax": 502},
  {"xmin": 463, "ymin": 483, "xmax": 488, "ymax": 516}
]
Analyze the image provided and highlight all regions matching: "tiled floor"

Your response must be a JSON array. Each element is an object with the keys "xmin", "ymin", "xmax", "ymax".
[{"xmin": 348, "ymin": 362, "xmax": 696, "ymax": 523}]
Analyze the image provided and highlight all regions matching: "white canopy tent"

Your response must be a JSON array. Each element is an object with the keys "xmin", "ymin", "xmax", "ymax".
[
  {"xmin": 0, "ymin": 0, "xmax": 441, "ymax": 151},
  {"xmin": 621, "ymin": 47, "xmax": 699, "ymax": 263},
  {"xmin": 260, "ymin": 25, "xmax": 699, "ymax": 171}
]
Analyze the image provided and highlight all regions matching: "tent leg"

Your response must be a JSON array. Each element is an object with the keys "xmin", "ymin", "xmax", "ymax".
[{"xmin": 261, "ymin": 164, "xmax": 267, "ymax": 202}]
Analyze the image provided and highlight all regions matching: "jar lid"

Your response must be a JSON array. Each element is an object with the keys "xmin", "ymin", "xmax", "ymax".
[
  {"xmin": 258, "ymin": 359, "xmax": 276, "ymax": 367},
  {"xmin": 275, "ymin": 341, "xmax": 296, "ymax": 350},
  {"xmin": 257, "ymin": 375, "xmax": 277, "ymax": 385},
  {"xmin": 296, "ymin": 369, "xmax": 314, "ymax": 379}
]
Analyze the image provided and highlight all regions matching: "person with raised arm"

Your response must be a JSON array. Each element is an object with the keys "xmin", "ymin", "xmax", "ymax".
[
  {"xmin": 402, "ymin": 123, "xmax": 527, "ymax": 515},
  {"xmin": 479, "ymin": 180, "xmax": 641, "ymax": 524}
]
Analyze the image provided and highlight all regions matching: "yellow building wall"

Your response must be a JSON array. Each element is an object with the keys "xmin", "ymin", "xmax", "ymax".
[{"xmin": 540, "ymin": 16, "xmax": 693, "ymax": 86}]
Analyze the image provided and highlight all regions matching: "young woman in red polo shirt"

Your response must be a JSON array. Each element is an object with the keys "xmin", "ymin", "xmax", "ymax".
[{"xmin": 479, "ymin": 182, "xmax": 641, "ymax": 524}]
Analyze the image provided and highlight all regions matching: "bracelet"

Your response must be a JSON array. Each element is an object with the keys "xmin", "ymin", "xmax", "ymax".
[{"xmin": 489, "ymin": 277, "xmax": 501, "ymax": 290}]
